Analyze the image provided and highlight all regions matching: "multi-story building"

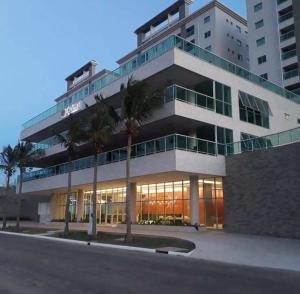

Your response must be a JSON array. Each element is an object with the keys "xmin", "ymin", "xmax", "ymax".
[
  {"xmin": 247, "ymin": 0, "xmax": 300, "ymax": 94},
  {"xmin": 19, "ymin": 0, "xmax": 300, "ymax": 229},
  {"xmin": 121, "ymin": 0, "xmax": 249, "ymax": 69}
]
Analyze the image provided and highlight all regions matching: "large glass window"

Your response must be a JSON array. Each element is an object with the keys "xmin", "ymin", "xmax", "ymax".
[
  {"xmin": 52, "ymin": 192, "xmax": 78, "ymax": 221},
  {"xmin": 239, "ymin": 91, "xmax": 270, "ymax": 128},
  {"xmin": 215, "ymin": 82, "xmax": 232, "ymax": 117},
  {"xmin": 217, "ymin": 126, "xmax": 233, "ymax": 155},
  {"xmin": 52, "ymin": 179, "xmax": 224, "ymax": 228},
  {"xmin": 199, "ymin": 178, "xmax": 224, "ymax": 229},
  {"xmin": 137, "ymin": 181, "xmax": 190, "ymax": 225}
]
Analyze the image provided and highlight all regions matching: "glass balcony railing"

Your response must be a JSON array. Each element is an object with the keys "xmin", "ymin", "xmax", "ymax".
[
  {"xmin": 226, "ymin": 127, "xmax": 300, "ymax": 155},
  {"xmin": 23, "ymin": 134, "xmax": 222, "ymax": 182},
  {"xmin": 280, "ymin": 30, "xmax": 295, "ymax": 42},
  {"xmin": 22, "ymin": 35, "xmax": 300, "ymax": 131},
  {"xmin": 282, "ymin": 49, "xmax": 297, "ymax": 60},
  {"xmin": 279, "ymin": 11, "xmax": 294, "ymax": 23},
  {"xmin": 283, "ymin": 68, "xmax": 299, "ymax": 80},
  {"xmin": 165, "ymin": 84, "xmax": 216, "ymax": 111}
]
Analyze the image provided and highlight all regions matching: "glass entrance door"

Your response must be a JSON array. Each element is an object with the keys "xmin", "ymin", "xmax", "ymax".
[{"xmin": 99, "ymin": 203, "xmax": 126, "ymax": 225}]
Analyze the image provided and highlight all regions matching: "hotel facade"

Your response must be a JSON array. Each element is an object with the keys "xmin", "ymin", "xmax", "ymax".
[{"xmin": 19, "ymin": 0, "xmax": 300, "ymax": 230}]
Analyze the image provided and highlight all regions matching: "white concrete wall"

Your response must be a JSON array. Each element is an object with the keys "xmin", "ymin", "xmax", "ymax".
[
  {"xmin": 246, "ymin": 0, "xmax": 283, "ymax": 85},
  {"xmin": 214, "ymin": 7, "xmax": 249, "ymax": 69}
]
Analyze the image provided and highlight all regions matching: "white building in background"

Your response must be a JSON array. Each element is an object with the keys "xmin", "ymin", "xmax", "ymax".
[
  {"xmin": 18, "ymin": 0, "xmax": 300, "ymax": 228},
  {"xmin": 246, "ymin": 0, "xmax": 300, "ymax": 94},
  {"xmin": 121, "ymin": 0, "xmax": 249, "ymax": 69}
]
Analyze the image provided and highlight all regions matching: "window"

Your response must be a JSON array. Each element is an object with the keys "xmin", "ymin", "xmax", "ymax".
[
  {"xmin": 260, "ymin": 73, "xmax": 268, "ymax": 80},
  {"xmin": 298, "ymin": 118, "xmax": 300, "ymax": 124},
  {"xmin": 255, "ymin": 19, "xmax": 264, "ymax": 29},
  {"xmin": 186, "ymin": 25, "xmax": 195, "ymax": 38},
  {"xmin": 256, "ymin": 37, "xmax": 265, "ymax": 46},
  {"xmin": 215, "ymin": 82, "xmax": 232, "ymax": 117},
  {"xmin": 205, "ymin": 45, "xmax": 212, "ymax": 51},
  {"xmin": 254, "ymin": 2, "xmax": 263, "ymax": 12},
  {"xmin": 191, "ymin": 39, "xmax": 195, "ymax": 44},
  {"xmin": 239, "ymin": 91, "xmax": 270, "ymax": 128},
  {"xmin": 236, "ymin": 25, "xmax": 241, "ymax": 33},
  {"xmin": 241, "ymin": 133, "xmax": 258, "ymax": 152},
  {"xmin": 238, "ymin": 54, "xmax": 243, "ymax": 61},
  {"xmin": 204, "ymin": 15, "xmax": 210, "ymax": 23},
  {"xmin": 258, "ymin": 55, "xmax": 267, "ymax": 64},
  {"xmin": 227, "ymin": 33, "xmax": 230, "ymax": 37},
  {"xmin": 237, "ymin": 39, "xmax": 242, "ymax": 47},
  {"xmin": 217, "ymin": 127, "xmax": 233, "ymax": 155},
  {"xmin": 204, "ymin": 31, "xmax": 211, "ymax": 38},
  {"xmin": 240, "ymin": 133, "xmax": 271, "ymax": 151}
]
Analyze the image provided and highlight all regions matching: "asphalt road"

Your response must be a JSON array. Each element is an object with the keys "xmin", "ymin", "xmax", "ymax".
[{"xmin": 0, "ymin": 234, "xmax": 299, "ymax": 294}]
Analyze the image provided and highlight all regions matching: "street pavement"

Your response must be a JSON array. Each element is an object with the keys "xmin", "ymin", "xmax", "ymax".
[
  {"xmin": 0, "ymin": 234, "xmax": 299, "ymax": 294},
  {"xmin": 8, "ymin": 221, "xmax": 300, "ymax": 271}
]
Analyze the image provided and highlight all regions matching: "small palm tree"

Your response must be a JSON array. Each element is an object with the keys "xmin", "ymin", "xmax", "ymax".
[
  {"xmin": 103, "ymin": 77, "xmax": 163, "ymax": 241},
  {"xmin": 14, "ymin": 141, "xmax": 44, "ymax": 230},
  {"xmin": 0, "ymin": 145, "xmax": 17, "ymax": 229},
  {"xmin": 84, "ymin": 95, "xmax": 116, "ymax": 238},
  {"xmin": 55, "ymin": 115, "xmax": 85, "ymax": 236}
]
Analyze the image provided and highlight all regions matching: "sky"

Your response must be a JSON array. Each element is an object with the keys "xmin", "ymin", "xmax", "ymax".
[{"xmin": 0, "ymin": 0, "xmax": 246, "ymax": 184}]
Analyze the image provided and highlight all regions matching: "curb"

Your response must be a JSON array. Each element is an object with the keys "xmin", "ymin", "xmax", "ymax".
[{"xmin": 0, "ymin": 231, "xmax": 193, "ymax": 255}]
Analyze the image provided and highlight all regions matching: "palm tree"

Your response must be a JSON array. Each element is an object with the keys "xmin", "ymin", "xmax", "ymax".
[
  {"xmin": 84, "ymin": 95, "xmax": 116, "ymax": 238},
  {"xmin": 0, "ymin": 145, "xmax": 17, "ymax": 229},
  {"xmin": 103, "ymin": 77, "xmax": 163, "ymax": 241},
  {"xmin": 14, "ymin": 142, "xmax": 44, "ymax": 230},
  {"xmin": 55, "ymin": 115, "xmax": 85, "ymax": 236}
]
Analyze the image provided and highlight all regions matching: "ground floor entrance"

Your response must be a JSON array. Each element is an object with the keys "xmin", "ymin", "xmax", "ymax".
[{"xmin": 50, "ymin": 177, "xmax": 223, "ymax": 229}]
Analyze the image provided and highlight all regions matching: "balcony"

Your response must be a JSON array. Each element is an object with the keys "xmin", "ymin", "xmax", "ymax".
[
  {"xmin": 280, "ymin": 30, "xmax": 295, "ymax": 42},
  {"xmin": 279, "ymin": 11, "xmax": 294, "ymax": 23},
  {"xmin": 23, "ymin": 133, "xmax": 224, "ymax": 182},
  {"xmin": 22, "ymin": 35, "xmax": 300, "ymax": 132},
  {"xmin": 31, "ymin": 84, "xmax": 230, "ymax": 153},
  {"xmin": 282, "ymin": 49, "xmax": 297, "ymax": 60},
  {"xmin": 283, "ymin": 68, "xmax": 299, "ymax": 80}
]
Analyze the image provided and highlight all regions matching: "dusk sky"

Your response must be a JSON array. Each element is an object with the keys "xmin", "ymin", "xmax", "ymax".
[{"xmin": 0, "ymin": 0, "xmax": 246, "ymax": 184}]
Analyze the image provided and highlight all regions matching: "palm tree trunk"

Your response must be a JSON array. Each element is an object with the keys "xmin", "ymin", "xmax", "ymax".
[
  {"xmin": 64, "ymin": 160, "xmax": 72, "ymax": 236},
  {"xmin": 91, "ymin": 153, "xmax": 98, "ymax": 238},
  {"xmin": 16, "ymin": 170, "xmax": 23, "ymax": 230},
  {"xmin": 125, "ymin": 134, "xmax": 132, "ymax": 241},
  {"xmin": 2, "ymin": 175, "xmax": 10, "ymax": 230}
]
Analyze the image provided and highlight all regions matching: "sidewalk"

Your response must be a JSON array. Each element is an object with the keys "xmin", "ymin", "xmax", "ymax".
[{"xmin": 4, "ymin": 221, "xmax": 300, "ymax": 272}]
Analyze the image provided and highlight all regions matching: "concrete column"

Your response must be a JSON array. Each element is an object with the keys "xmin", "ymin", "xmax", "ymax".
[
  {"xmin": 129, "ymin": 183, "xmax": 137, "ymax": 223},
  {"xmin": 77, "ymin": 189, "xmax": 84, "ymax": 222},
  {"xmin": 190, "ymin": 175, "xmax": 200, "ymax": 225}
]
